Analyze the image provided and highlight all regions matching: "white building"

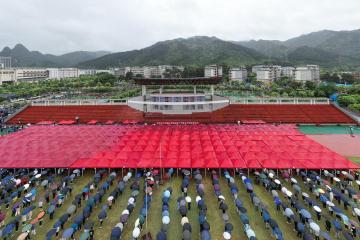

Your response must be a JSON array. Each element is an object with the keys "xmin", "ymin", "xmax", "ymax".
[
  {"xmin": 47, "ymin": 68, "xmax": 79, "ymax": 80},
  {"xmin": 79, "ymin": 69, "xmax": 96, "ymax": 76},
  {"xmin": 0, "ymin": 57, "xmax": 11, "ymax": 68},
  {"xmin": 229, "ymin": 67, "xmax": 247, "ymax": 81},
  {"xmin": 252, "ymin": 65, "xmax": 281, "ymax": 82},
  {"xmin": 15, "ymin": 68, "xmax": 49, "ymax": 82},
  {"xmin": 204, "ymin": 65, "xmax": 223, "ymax": 77},
  {"xmin": 0, "ymin": 69, "xmax": 16, "ymax": 84},
  {"xmin": 281, "ymin": 66, "xmax": 295, "ymax": 79},
  {"xmin": 294, "ymin": 65, "xmax": 320, "ymax": 81}
]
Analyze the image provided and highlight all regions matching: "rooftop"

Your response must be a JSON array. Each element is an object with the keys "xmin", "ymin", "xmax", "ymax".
[{"xmin": 133, "ymin": 77, "xmax": 222, "ymax": 85}]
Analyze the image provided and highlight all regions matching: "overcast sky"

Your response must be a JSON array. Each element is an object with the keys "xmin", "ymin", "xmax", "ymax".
[{"xmin": 0, "ymin": 0, "xmax": 359, "ymax": 55}]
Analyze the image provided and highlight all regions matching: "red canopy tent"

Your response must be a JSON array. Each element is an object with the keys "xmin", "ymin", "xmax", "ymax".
[{"xmin": 0, "ymin": 124, "xmax": 358, "ymax": 169}]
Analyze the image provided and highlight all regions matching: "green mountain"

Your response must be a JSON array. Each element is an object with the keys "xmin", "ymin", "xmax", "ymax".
[
  {"xmin": 235, "ymin": 29, "xmax": 360, "ymax": 68},
  {"xmin": 78, "ymin": 36, "xmax": 265, "ymax": 68},
  {"xmin": 0, "ymin": 44, "xmax": 110, "ymax": 67}
]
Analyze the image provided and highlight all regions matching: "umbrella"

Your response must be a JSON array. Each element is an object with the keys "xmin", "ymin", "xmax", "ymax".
[
  {"xmin": 21, "ymin": 224, "xmax": 32, "ymax": 233},
  {"xmin": 201, "ymin": 230, "xmax": 211, "ymax": 240},
  {"xmin": 84, "ymin": 220, "xmax": 94, "ymax": 230},
  {"xmin": 310, "ymin": 222, "xmax": 320, "ymax": 232},
  {"xmin": 333, "ymin": 177, "xmax": 340, "ymax": 182},
  {"xmin": 111, "ymin": 227, "xmax": 122, "ymax": 239},
  {"xmin": 274, "ymin": 179, "xmax": 281, "ymax": 185},
  {"xmin": 46, "ymin": 229, "xmax": 57, "ymax": 239},
  {"xmin": 41, "ymin": 180, "xmax": 48, "ymax": 187},
  {"xmin": 320, "ymin": 231, "xmax": 331, "ymax": 240},
  {"xmin": 240, "ymin": 214, "xmax": 249, "ymax": 224},
  {"xmin": 317, "ymin": 188, "xmax": 325, "ymax": 194},
  {"xmin": 259, "ymin": 173, "xmax": 267, "ymax": 180},
  {"xmin": 313, "ymin": 206, "xmax": 322, "ymax": 213},
  {"xmin": 62, "ymin": 228, "xmax": 74, "ymax": 239},
  {"xmin": 22, "ymin": 206, "xmax": 35, "ymax": 216},
  {"xmin": 223, "ymin": 232, "xmax": 231, "ymax": 240},
  {"xmin": 300, "ymin": 209, "xmax": 311, "ymax": 219},
  {"xmin": 2, "ymin": 223, "xmax": 15, "ymax": 236},
  {"xmin": 133, "ymin": 227, "xmax": 140, "ymax": 238},
  {"xmin": 131, "ymin": 190, "xmax": 139, "ymax": 197},
  {"xmin": 120, "ymin": 214, "xmax": 129, "ymax": 223},
  {"xmin": 79, "ymin": 231, "xmax": 90, "ymax": 240},
  {"xmin": 0, "ymin": 212, "xmax": 6, "ymax": 222},
  {"xmin": 163, "ymin": 190, "xmax": 171, "ymax": 198},
  {"xmin": 67, "ymin": 204, "xmax": 76, "ymax": 214},
  {"xmin": 162, "ymin": 216, "xmax": 170, "ymax": 224},
  {"xmin": 290, "ymin": 178, "xmax": 298, "ymax": 184},
  {"xmin": 17, "ymin": 232, "xmax": 28, "ymax": 240},
  {"xmin": 36, "ymin": 210, "xmax": 45, "ymax": 219},
  {"xmin": 156, "ymin": 231, "xmax": 167, "ymax": 240}
]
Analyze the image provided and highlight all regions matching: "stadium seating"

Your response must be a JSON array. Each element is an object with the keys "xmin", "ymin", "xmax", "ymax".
[
  {"xmin": 6, "ymin": 105, "xmax": 144, "ymax": 124},
  {"xmin": 6, "ymin": 104, "xmax": 356, "ymax": 125}
]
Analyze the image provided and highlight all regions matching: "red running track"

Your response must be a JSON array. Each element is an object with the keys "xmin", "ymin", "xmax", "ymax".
[{"xmin": 0, "ymin": 124, "xmax": 358, "ymax": 169}]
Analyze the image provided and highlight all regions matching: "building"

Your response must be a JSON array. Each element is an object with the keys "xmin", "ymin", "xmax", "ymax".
[
  {"xmin": 79, "ymin": 69, "xmax": 96, "ymax": 76},
  {"xmin": 229, "ymin": 67, "xmax": 247, "ymax": 81},
  {"xmin": 0, "ymin": 57, "xmax": 12, "ymax": 69},
  {"xmin": 0, "ymin": 69, "xmax": 16, "ymax": 84},
  {"xmin": 15, "ymin": 68, "xmax": 49, "ymax": 82},
  {"xmin": 114, "ymin": 67, "xmax": 131, "ymax": 77},
  {"xmin": 281, "ymin": 66, "xmax": 295, "ymax": 79},
  {"xmin": 252, "ymin": 65, "xmax": 281, "ymax": 82},
  {"xmin": 47, "ymin": 68, "xmax": 79, "ymax": 80},
  {"xmin": 204, "ymin": 65, "xmax": 223, "ymax": 77},
  {"xmin": 294, "ymin": 65, "xmax": 320, "ymax": 81}
]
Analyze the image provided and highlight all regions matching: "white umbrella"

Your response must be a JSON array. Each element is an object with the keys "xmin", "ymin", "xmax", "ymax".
[
  {"xmin": 309, "ymin": 222, "xmax": 320, "ymax": 232},
  {"xmin": 274, "ymin": 179, "xmax": 281, "ymax": 185},
  {"xmin": 132, "ymin": 227, "xmax": 140, "ymax": 238},
  {"xmin": 313, "ymin": 206, "xmax": 322, "ymax": 213},
  {"xmin": 223, "ymin": 231, "xmax": 231, "ymax": 239},
  {"xmin": 108, "ymin": 196, "xmax": 114, "ymax": 202},
  {"xmin": 290, "ymin": 178, "xmax": 297, "ymax": 184},
  {"xmin": 219, "ymin": 195, "xmax": 225, "ymax": 201},
  {"xmin": 181, "ymin": 217, "xmax": 189, "ymax": 226},
  {"xmin": 286, "ymin": 190, "xmax": 293, "ymax": 198},
  {"xmin": 185, "ymin": 196, "xmax": 191, "ymax": 203},
  {"xmin": 196, "ymin": 196, "xmax": 201, "ymax": 203},
  {"xmin": 134, "ymin": 218, "xmax": 140, "ymax": 228},
  {"xmin": 269, "ymin": 173, "xmax": 274, "ymax": 179},
  {"xmin": 302, "ymin": 192, "xmax": 309, "ymax": 198},
  {"xmin": 15, "ymin": 179, "xmax": 21, "ymax": 185},
  {"xmin": 128, "ymin": 197, "xmax": 135, "ymax": 205},
  {"xmin": 35, "ymin": 174, "xmax": 41, "ymax": 179},
  {"xmin": 122, "ymin": 209, "xmax": 129, "ymax": 215},
  {"xmin": 281, "ymin": 187, "xmax": 288, "ymax": 194},
  {"xmin": 323, "ymin": 170, "xmax": 329, "ymax": 176},
  {"xmin": 356, "ymin": 180, "xmax": 360, "ymax": 186},
  {"xmin": 353, "ymin": 208, "xmax": 360, "ymax": 216},
  {"xmin": 333, "ymin": 177, "xmax": 340, "ymax": 182},
  {"xmin": 24, "ymin": 184, "xmax": 30, "ymax": 190},
  {"xmin": 127, "ymin": 172, "xmax": 132, "ymax": 178},
  {"xmin": 326, "ymin": 201, "xmax": 335, "ymax": 207},
  {"xmin": 341, "ymin": 171, "xmax": 348, "ymax": 176},
  {"xmin": 162, "ymin": 216, "xmax": 170, "ymax": 224}
]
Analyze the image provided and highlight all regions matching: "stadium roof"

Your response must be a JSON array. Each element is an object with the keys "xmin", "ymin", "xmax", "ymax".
[
  {"xmin": 0, "ymin": 124, "xmax": 358, "ymax": 169},
  {"xmin": 133, "ymin": 77, "xmax": 222, "ymax": 85}
]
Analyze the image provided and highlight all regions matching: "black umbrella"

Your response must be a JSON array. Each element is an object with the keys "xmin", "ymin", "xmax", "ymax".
[
  {"xmin": 179, "ymin": 206, "xmax": 187, "ymax": 216},
  {"xmin": 202, "ymin": 221, "xmax": 210, "ymax": 230}
]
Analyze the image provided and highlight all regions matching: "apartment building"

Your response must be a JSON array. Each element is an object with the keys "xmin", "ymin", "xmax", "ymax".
[
  {"xmin": 204, "ymin": 65, "xmax": 223, "ymax": 77},
  {"xmin": 47, "ymin": 68, "xmax": 79, "ymax": 80},
  {"xmin": 294, "ymin": 65, "xmax": 320, "ymax": 81},
  {"xmin": 252, "ymin": 65, "xmax": 281, "ymax": 82},
  {"xmin": 229, "ymin": 67, "xmax": 247, "ymax": 81}
]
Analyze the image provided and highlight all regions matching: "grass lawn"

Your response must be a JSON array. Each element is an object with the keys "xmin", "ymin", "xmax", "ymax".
[
  {"xmin": 8, "ymin": 170, "xmax": 349, "ymax": 240},
  {"xmin": 348, "ymin": 156, "xmax": 360, "ymax": 165}
]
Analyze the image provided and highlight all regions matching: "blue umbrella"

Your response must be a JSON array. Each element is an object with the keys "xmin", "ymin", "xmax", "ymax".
[
  {"xmin": 2, "ymin": 223, "xmax": 15, "ymax": 236},
  {"xmin": 300, "ymin": 209, "xmax": 311, "ymax": 219},
  {"xmin": 111, "ymin": 227, "xmax": 122, "ymax": 239},
  {"xmin": 47, "ymin": 205, "xmax": 55, "ymax": 214},
  {"xmin": 22, "ymin": 206, "xmax": 35, "ymax": 216},
  {"xmin": 46, "ymin": 228, "xmax": 57, "ymax": 239},
  {"xmin": 82, "ymin": 187, "xmax": 89, "ymax": 193},
  {"xmin": 240, "ymin": 213, "xmax": 249, "ymax": 224},
  {"xmin": 320, "ymin": 231, "xmax": 331, "ymax": 240},
  {"xmin": 62, "ymin": 228, "xmax": 74, "ymax": 239},
  {"xmin": 200, "ymin": 230, "xmax": 211, "ymax": 240}
]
